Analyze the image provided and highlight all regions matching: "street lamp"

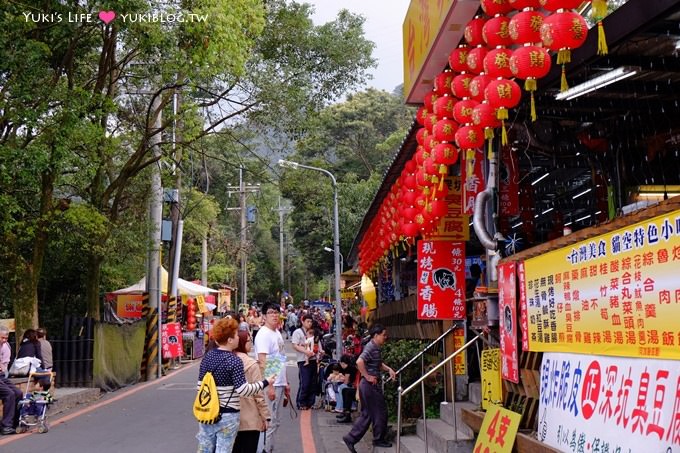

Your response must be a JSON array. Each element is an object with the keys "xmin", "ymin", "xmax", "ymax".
[
  {"xmin": 323, "ymin": 246, "xmax": 344, "ymax": 272},
  {"xmin": 279, "ymin": 159, "xmax": 343, "ymax": 360}
]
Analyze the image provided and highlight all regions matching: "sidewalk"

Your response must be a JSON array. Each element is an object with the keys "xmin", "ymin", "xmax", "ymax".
[{"xmin": 313, "ymin": 402, "xmax": 395, "ymax": 453}]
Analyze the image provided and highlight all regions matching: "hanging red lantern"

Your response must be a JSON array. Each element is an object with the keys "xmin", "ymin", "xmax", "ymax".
[
  {"xmin": 480, "ymin": 0, "xmax": 513, "ymax": 16},
  {"xmin": 433, "ymin": 95, "xmax": 456, "ymax": 119},
  {"xmin": 453, "ymin": 99, "xmax": 479, "ymax": 125},
  {"xmin": 451, "ymin": 74, "xmax": 474, "ymax": 99},
  {"xmin": 415, "ymin": 145, "xmax": 430, "ymax": 165},
  {"xmin": 484, "ymin": 48, "xmax": 514, "ymax": 79},
  {"xmin": 455, "ymin": 125, "xmax": 485, "ymax": 150},
  {"xmin": 405, "ymin": 158, "xmax": 418, "ymax": 173},
  {"xmin": 403, "ymin": 173, "xmax": 417, "ymax": 190},
  {"xmin": 416, "ymin": 127, "xmax": 429, "ymax": 146},
  {"xmin": 423, "ymin": 157, "xmax": 439, "ymax": 177},
  {"xmin": 416, "ymin": 107, "xmax": 429, "ymax": 126},
  {"xmin": 483, "ymin": 15, "xmax": 513, "ymax": 48},
  {"xmin": 509, "ymin": 0, "xmax": 541, "ymax": 9},
  {"xmin": 433, "ymin": 118, "xmax": 459, "ymax": 142},
  {"xmin": 424, "ymin": 112, "xmax": 439, "ymax": 133},
  {"xmin": 469, "ymin": 74, "xmax": 492, "ymax": 102},
  {"xmin": 429, "ymin": 199, "xmax": 449, "ymax": 219},
  {"xmin": 423, "ymin": 92, "xmax": 439, "ymax": 110},
  {"xmin": 401, "ymin": 222, "xmax": 419, "ymax": 239},
  {"xmin": 402, "ymin": 188, "xmax": 418, "ymax": 206},
  {"xmin": 471, "ymin": 101, "xmax": 502, "ymax": 155},
  {"xmin": 466, "ymin": 47, "xmax": 488, "ymax": 75},
  {"xmin": 539, "ymin": 0, "xmax": 583, "ymax": 11},
  {"xmin": 509, "ymin": 10, "xmax": 544, "ymax": 45},
  {"xmin": 448, "ymin": 46, "xmax": 470, "ymax": 73},
  {"xmin": 425, "ymin": 136, "xmax": 440, "ymax": 153},
  {"xmin": 485, "ymin": 78, "xmax": 522, "ymax": 145},
  {"xmin": 541, "ymin": 11, "xmax": 588, "ymax": 90},
  {"xmin": 510, "ymin": 45, "xmax": 552, "ymax": 121},
  {"xmin": 432, "ymin": 142, "xmax": 460, "ymax": 190},
  {"xmin": 465, "ymin": 17, "xmax": 487, "ymax": 47},
  {"xmin": 434, "ymin": 71, "xmax": 454, "ymax": 96},
  {"xmin": 415, "ymin": 169, "xmax": 431, "ymax": 187}
]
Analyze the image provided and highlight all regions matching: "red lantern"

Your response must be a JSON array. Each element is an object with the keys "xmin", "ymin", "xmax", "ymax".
[
  {"xmin": 433, "ymin": 119, "xmax": 459, "ymax": 142},
  {"xmin": 434, "ymin": 71, "xmax": 454, "ymax": 96},
  {"xmin": 464, "ymin": 17, "xmax": 486, "ymax": 47},
  {"xmin": 425, "ymin": 136, "xmax": 440, "ymax": 153},
  {"xmin": 416, "ymin": 107, "xmax": 429, "ymax": 126},
  {"xmin": 402, "ymin": 188, "xmax": 418, "ymax": 206},
  {"xmin": 466, "ymin": 47, "xmax": 488, "ymax": 75},
  {"xmin": 424, "ymin": 112, "xmax": 438, "ymax": 133},
  {"xmin": 432, "ymin": 142, "xmax": 460, "ymax": 166},
  {"xmin": 401, "ymin": 222, "xmax": 419, "ymax": 239},
  {"xmin": 416, "ymin": 127, "xmax": 429, "ymax": 146},
  {"xmin": 509, "ymin": 10, "xmax": 544, "ymax": 45},
  {"xmin": 423, "ymin": 92, "xmax": 439, "ymax": 110},
  {"xmin": 451, "ymin": 74, "xmax": 473, "ymax": 99},
  {"xmin": 483, "ymin": 16, "xmax": 513, "ymax": 48},
  {"xmin": 541, "ymin": 11, "xmax": 588, "ymax": 89},
  {"xmin": 433, "ymin": 95, "xmax": 456, "ymax": 119},
  {"xmin": 453, "ymin": 99, "xmax": 480, "ymax": 125},
  {"xmin": 472, "ymin": 102, "xmax": 502, "ymax": 131},
  {"xmin": 455, "ymin": 125, "xmax": 485, "ymax": 149},
  {"xmin": 469, "ymin": 74, "xmax": 492, "ymax": 102},
  {"xmin": 429, "ymin": 199, "xmax": 448, "ymax": 219},
  {"xmin": 423, "ymin": 157, "xmax": 439, "ymax": 177},
  {"xmin": 484, "ymin": 48, "xmax": 514, "ymax": 79},
  {"xmin": 448, "ymin": 47, "xmax": 470, "ymax": 73},
  {"xmin": 485, "ymin": 78, "xmax": 521, "ymax": 144},
  {"xmin": 539, "ymin": 0, "xmax": 583, "ymax": 11},
  {"xmin": 510, "ymin": 45, "xmax": 551, "ymax": 121},
  {"xmin": 403, "ymin": 173, "xmax": 417, "ymax": 190},
  {"xmin": 509, "ymin": 0, "xmax": 541, "ymax": 9},
  {"xmin": 415, "ymin": 145, "xmax": 430, "ymax": 165},
  {"xmin": 480, "ymin": 0, "xmax": 513, "ymax": 16}
]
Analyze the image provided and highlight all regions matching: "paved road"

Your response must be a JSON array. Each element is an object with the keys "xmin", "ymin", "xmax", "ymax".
[{"xmin": 0, "ymin": 342, "xmax": 305, "ymax": 453}]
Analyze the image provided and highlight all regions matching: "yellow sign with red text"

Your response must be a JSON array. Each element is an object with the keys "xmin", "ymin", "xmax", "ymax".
[
  {"xmin": 523, "ymin": 210, "xmax": 680, "ymax": 359},
  {"xmin": 474, "ymin": 404, "xmax": 521, "ymax": 453}
]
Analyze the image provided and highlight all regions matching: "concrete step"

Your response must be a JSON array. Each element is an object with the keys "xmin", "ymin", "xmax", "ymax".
[
  {"xmin": 399, "ymin": 434, "xmax": 429, "ymax": 453},
  {"xmin": 439, "ymin": 401, "xmax": 478, "ymax": 438},
  {"xmin": 468, "ymin": 382, "xmax": 482, "ymax": 406},
  {"xmin": 416, "ymin": 418, "xmax": 475, "ymax": 453}
]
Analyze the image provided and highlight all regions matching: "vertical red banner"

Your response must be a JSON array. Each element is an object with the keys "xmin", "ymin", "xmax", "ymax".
[
  {"xmin": 462, "ymin": 149, "xmax": 485, "ymax": 215},
  {"xmin": 499, "ymin": 146, "xmax": 519, "ymax": 215},
  {"xmin": 417, "ymin": 240, "xmax": 466, "ymax": 320},
  {"xmin": 162, "ymin": 322, "xmax": 184, "ymax": 359},
  {"xmin": 498, "ymin": 261, "xmax": 519, "ymax": 383},
  {"xmin": 517, "ymin": 261, "xmax": 529, "ymax": 352}
]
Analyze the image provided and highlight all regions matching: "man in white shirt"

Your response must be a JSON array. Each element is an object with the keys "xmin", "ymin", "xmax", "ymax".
[
  {"xmin": 291, "ymin": 314, "xmax": 317, "ymax": 410},
  {"xmin": 254, "ymin": 301, "xmax": 288, "ymax": 453}
]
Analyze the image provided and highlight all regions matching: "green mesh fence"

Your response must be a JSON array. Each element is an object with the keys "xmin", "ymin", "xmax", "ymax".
[{"xmin": 94, "ymin": 321, "xmax": 146, "ymax": 391}]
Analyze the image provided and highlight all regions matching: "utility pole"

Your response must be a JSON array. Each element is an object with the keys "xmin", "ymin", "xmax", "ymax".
[
  {"xmin": 145, "ymin": 95, "xmax": 163, "ymax": 381},
  {"xmin": 273, "ymin": 197, "xmax": 291, "ymax": 290},
  {"xmin": 226, "ymin": 167, "xmax": 260, "ymax": 307}
]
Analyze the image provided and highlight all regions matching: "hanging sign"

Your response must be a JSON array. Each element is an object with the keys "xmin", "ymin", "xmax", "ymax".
[
  {"xmin": 523, "ymin": 210, "xmax": 680, "ymax": 359},
  {"xmin": 517, "ymin": 261, "xmax": 529, "ymax": 352},
  {"xmin": 417, "ymin": 240, "xmax": 466, "ymax": 320},
  {"xmin": 481, "ymin": 348, "xmax": 502, "ymax": 410},
  {"xmin": 161, "ymin": 322, "xmax": 184, "ymax": 359},
  {"xmin": 116, "ymin": 294, "xmax": 143, "ymax": 318},
  {"xmin": 538, "ymin": 352, "xmax": 680, "ymax": 452},
  {"xmin": 462, "ymin": 149, "xmax": 485, "ymax": 215},
  {"xmin": 499, "ymin": 146, "xmax": 519, "ymax": 216},
  {"xmin": 498, "ymin": 262, "xmax": 519, "ymax": 383},
  {"xmin": 430, "ymin": 176, "xmax": 470, "ymax": 241},
  {"xmin": 453, "ymin": 327, "xmax": 466, "ymax": 375},
  {"xmin": 474, "ymin": 403, "xmax": 522, "ymax": 453}
]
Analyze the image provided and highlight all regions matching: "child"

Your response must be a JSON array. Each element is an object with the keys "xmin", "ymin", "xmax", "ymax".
[{"xmin": 304, "ymin": 331, "xmax": 316, "ymax": 366}]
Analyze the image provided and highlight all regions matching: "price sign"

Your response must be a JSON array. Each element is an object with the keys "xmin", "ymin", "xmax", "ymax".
[{"xmin": 474, "ymin": 404, "xmax": 521, "ymax": 453}]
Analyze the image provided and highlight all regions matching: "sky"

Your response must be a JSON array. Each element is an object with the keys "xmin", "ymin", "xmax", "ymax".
[{"xmin": 308, "ymin": 0, "xmax": 412, "ymax": 94}]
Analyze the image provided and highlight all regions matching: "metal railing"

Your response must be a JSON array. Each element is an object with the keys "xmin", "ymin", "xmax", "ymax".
[{"xmin": 395, "ymin": 332, "xmax": 484, "ymax": 453}]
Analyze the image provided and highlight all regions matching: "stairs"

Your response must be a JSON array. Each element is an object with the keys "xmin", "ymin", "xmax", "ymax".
[{"xmin": 397, "ymin": 385, "xmax": 481, "ymax": 453}]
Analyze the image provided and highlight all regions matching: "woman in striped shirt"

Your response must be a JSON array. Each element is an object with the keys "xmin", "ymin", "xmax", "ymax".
[{"xmin": 196, "ymin": 317, "xmax": 275, "ymax": 453}]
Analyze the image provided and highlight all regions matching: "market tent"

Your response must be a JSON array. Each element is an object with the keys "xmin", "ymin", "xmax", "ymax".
[{"xmin": 111, "ymin": 267, "xmax": 218, "ymax": 296}]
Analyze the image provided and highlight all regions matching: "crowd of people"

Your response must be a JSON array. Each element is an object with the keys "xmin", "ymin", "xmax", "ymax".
[
  {"xmin": 197, "ymin": 301, "xmax": 397, "ymax": 453},
  {"xmin": 0, "ymin": 326, "xmax": 54, "ymax": 435}
]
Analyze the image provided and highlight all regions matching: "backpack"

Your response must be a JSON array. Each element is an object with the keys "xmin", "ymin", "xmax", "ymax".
[{"xmin": 193, "ymin": 371, "xmax": 221, "ymax": 424}]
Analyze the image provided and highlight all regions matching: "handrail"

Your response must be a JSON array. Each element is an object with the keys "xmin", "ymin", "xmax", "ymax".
[
  {"xmin": 396, "ymin": 331, "xmax": 484, "ymax": 453},
  {"xmin": 402, "ymin": 332, "xmax": 482, "ymax": 396},
  {"xmin": 394, "ymin": 323, "xmax": 458, "ymax": 376}
]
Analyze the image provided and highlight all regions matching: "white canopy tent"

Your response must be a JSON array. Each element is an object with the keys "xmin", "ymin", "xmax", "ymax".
[{"xmin": 111, "ymin": 267, "xmax": 218, "ymax": 297}]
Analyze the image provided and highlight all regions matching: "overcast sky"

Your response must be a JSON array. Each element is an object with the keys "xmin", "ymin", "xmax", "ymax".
[{"xmin": 308, "ymin": 0, "xmax": 412, "ymax": 94}]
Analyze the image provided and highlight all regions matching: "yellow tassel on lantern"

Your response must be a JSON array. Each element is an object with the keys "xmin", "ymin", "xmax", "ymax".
[
  {"xmin": 561, "ymin": 66, "xmax": 569, "ymax": 92},
  {"xmin": 497, "ymin": 107, "xmax": 509, "ymax": 146},
  {"xmin": 597, "ymin": 21, "xmax": 608, "ymax": 55},
  {"xmin": 465, "ymin": 148, "xmax": 475, "ymax": 175},
  {"xmin": 438, "ymin": 164, "xmax": 447, "ymax": 191},
  {"xmin": 524, "ymin": 79, "xmax": 538, "ymax": 122},
  {"xmin": 557, "ymin": 49, "xmax": 571, "ymax": 65},
  {"xmin": 485, "ymin": 128, "xmax": 494, "ymax": 159}
]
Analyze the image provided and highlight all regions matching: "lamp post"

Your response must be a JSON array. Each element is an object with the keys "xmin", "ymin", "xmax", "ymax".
[
  {"xmin": 323, "ymin": 246, "xmax": 344, "ymax": 273},
  {"xmin": 279, "ymin": 159, "xmax": 343, "ymax": 360}
]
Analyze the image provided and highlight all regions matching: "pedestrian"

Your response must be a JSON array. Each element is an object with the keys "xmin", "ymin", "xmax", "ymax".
[
  {"xmin": 16, "ymin": 329, "xmax": 43, "ymax": 366},
  {"xmin": 335, "ymin": 355, "xmax": 358, "ymax": 423},
  {"xmin": 291, "ymin": 314, "xmax": 317, "ymax": 410},
  {"xmin": 342, "ymin": 323, "xmax": 396, "ymax": 453},
  {"xmin": 286, "ymin": 309, "xmax": 298, "ymax": 338},
  {"xmin": 196, "ymin": 317, "xmax": 274, "ymax": 453},
  {"xmin": 254, "ymin": 301, "xmax": 288, "ymax": 453},
  {"xmin": 233, "ymin": 330, "xmax": 270, "ymax": 453},
  {"xmin": 247, "ymin": 309, "xmax": 262, "ymax": 340},
  {"xmin": 0, "ymin": 327, "xmax": 10, "ymax": 378},
  {"xmin": 36, "ymin": 328, "xmax": 53, "ymax": 372}
]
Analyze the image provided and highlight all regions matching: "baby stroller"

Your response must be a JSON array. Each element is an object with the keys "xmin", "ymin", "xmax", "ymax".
[{"xmin": 16, "ymin": 371, "xmax": 54, "ymax": 434}]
